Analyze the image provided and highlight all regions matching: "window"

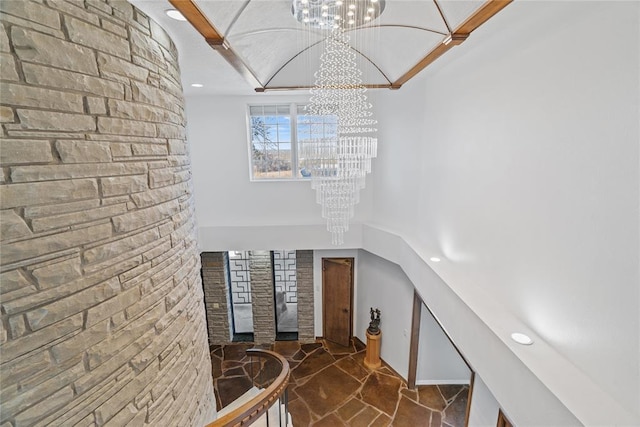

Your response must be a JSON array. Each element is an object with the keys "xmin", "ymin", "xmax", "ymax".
[{"xmin": 248, "ymin": 104, "xmax": 337, "ymax": 180}]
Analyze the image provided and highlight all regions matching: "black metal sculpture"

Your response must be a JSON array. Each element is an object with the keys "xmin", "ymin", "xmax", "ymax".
[{"xmin": 367, "ymin": 307, "xmax": 381, "ymax": 335}]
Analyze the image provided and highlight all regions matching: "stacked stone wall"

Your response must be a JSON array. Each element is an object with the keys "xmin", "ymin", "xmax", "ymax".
[
  {"xmin": 249, "ymin": 250, "xmax": 275, "ymax": 344},
  {"xmin": 296, "ymin": 250, "xmax": 314, "ymax": 342},
  {"xmin": 0, "ymin": 1, "xmax": 215, "ymax": 425},
  {"xmin": 201, "ymin": 252, "xmax": 232, "ymax": 345}
]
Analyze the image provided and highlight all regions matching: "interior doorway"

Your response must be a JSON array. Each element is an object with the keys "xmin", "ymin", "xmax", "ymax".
[{"xmin": 322, "ymin": 258, "xmax": 353, "ymax": 347}]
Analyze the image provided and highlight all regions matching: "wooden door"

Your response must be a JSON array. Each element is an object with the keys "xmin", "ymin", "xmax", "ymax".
[{"xmin": 322, "ymin": 258, "xmax": 353, "ymax": 347}]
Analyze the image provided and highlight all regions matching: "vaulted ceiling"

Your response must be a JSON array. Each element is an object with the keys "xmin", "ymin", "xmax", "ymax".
[{"xmin": 132, "ymin": 0, "xmax": 511, "ymax": 94}]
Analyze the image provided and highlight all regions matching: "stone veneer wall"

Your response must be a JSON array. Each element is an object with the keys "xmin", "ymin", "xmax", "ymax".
[
  {"xmin": 296, "ymin": 250, "xmax": 314, "ymax": 342},
  {"xmin": 0, "ymin": 1, "xmax": 215, "ymax": 426},
  {"xmin": 201, "ymin": 252, "xmax": 232, "ymax": 344},
  {"xmin": 249, "ymin": 250, "xmax": 276, "ymax": 344}
]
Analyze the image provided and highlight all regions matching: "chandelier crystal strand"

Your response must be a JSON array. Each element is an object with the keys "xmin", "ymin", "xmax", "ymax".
[{"xmin": 294, "ymin": 1, "xmax": 382, "ymax": 244}]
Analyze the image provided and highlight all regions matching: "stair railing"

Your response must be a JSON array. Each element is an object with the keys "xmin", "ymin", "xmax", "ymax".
[{"xmin": 206, "ymin": 349, "xmax": 290, "ymax": 427}]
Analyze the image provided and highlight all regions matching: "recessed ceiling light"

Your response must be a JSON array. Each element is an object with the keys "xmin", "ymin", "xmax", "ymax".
[
  {"xmin": 430, "ymin": 257, "xmax": 441, "ymax": 262},
  {"xmin": 165, "ymin": 9, "xmax": 186, "ymax": 21},
  {"xmin": 191, "ymin": 83, "xmax": 204, "ymax": 88},
  {"xmin": 511, "ymin": 332, "xmax": 534, "ymax": 345}
]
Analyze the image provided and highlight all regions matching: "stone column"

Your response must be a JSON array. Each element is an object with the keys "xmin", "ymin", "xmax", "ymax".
[
  {"xmin": 0, "ymin": 1, "xmax": 215, "ymax": 425},
  {"xmin": 296, "ymin": 250, "xmax": 315, "ymax": 342},
  {"xmin": 201, "ymin": 251, "xmax": 233, "ymax": 345},
  {"xmin": 250, "ymin": 250, "xmax": 276, "ymax": 344}
]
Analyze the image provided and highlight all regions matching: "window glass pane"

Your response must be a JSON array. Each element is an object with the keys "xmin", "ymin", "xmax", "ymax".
[
  {"xmin": 228, "ymin": 251, "xmax": 254, "ymax": 334},
  {"xmin": 249, "ymin": 104, "xmax": 293, "ymax": 179}
]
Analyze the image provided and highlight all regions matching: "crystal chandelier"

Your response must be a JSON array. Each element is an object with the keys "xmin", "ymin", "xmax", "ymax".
[{"xmin": 293, "ymin": 0, "xmax": 383, "ymax": 245}]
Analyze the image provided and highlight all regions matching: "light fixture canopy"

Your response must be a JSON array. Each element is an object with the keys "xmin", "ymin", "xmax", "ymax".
[
  {"xmin": 511, "ymin": 332, "xmax": 534, "ymax": 345},
  {"xmin": 292, "ymin": 0, "xmax": 385, "ymax": 29}
]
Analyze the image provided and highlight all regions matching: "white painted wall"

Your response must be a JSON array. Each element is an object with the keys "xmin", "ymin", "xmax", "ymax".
[
  {"xmin": 371, "ymin": 1, "xmax": 639, "ymax": 424},
  {"xmin": 468, "ymin": 375, "xmax": 501, "ymax": 427},
  {"xmin": 185, "ymin": 1, "xmax": 639, "ymax": 425},
  {"xmin": 186, "ymin": 94, "xmax": 373, "ymax": 250},
  {"xmin": 417, "ymin": 304, "xmax": 470, "ymax": 385},
  {"xmin": 355, "ymin": 250, "xmax": 414, "ymax": 379}
]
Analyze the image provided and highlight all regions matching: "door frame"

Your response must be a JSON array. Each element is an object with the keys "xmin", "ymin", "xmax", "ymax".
[{"xmin": 321, "ymin": 257, "xmax": 354, "ymax": 344}]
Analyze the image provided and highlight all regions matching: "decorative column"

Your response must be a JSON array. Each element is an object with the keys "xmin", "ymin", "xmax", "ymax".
[{"xmin": 364, "ymin": 331, "xmax": 382, "ymax": 369}]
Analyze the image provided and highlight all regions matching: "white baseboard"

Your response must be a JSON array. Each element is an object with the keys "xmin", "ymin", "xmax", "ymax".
[{"xmin": 416, "ymin": 379, "xmax": 470, "ymax": 386}]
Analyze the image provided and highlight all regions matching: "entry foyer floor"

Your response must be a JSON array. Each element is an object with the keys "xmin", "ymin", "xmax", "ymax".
[{"xmin": 210, "ymin": 339, "xmax": 469, "ymax": 426}]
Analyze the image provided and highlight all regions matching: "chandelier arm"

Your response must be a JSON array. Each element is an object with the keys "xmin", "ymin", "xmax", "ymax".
[
  {"xmin": 433, "ymin": 0, "xmax": 452, "ymax": 35},
  {"xmin": 264, "ymin": 33, "xmax": 392, "ymax": 88},
  {"xmin": 224, "ymin": 0, "xmax": 253, "ymax": 37}
]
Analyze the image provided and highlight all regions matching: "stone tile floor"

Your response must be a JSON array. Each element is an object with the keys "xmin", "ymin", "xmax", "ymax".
[{"xmin": 210, "ymin": 339, "xmax": 469, "ymax": 426}]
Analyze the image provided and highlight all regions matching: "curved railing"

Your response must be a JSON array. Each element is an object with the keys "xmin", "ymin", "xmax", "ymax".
[{"xmin": 206, "ymin": 349, "xmax": 290, "ymax": 427}]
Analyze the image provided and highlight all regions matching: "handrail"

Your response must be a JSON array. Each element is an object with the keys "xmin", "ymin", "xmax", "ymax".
[{"xmin": 206, "ymin": 349, "xmax": 290, "ymax": 427}]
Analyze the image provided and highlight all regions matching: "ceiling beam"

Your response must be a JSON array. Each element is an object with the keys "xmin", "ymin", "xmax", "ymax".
[
  {"xmin": 392, "ymin": 0, "xmax": 512, "ymax": 88},
  {"xmin": 257, "ymin": 84, "xmax": 396, "ymax": 93},
  {"xmin": 169, "ymin": 0, "xmax": 264, "ymax": 90}
]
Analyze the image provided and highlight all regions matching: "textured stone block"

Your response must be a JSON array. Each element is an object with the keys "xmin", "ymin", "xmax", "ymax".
[
  {"xmin": 149, "ymin": 168, "xmax": 174, "ymax": 188},
  {"xmin": 65, "ymin": 16, "xmax": 130, "ymax": 59},
  {"xmin": 98, "ymin": 117, "xmax": 156, "ymax": 137},
  {"xmin": 0, "ymin": 179, "xmax": 98, "ymax": 209},
  {"xmin": 31, "ymin": 257, "xmax": 82, "ymax": 289},
  {"xmin": 85, "ymin": 286, "xmax": 141, "ymax": 327},
  {"xmin": 101, "ymin": 174, "xmax": 147, "ymax": 197},
  {"xmin": 50, "ymin": 319, "xmax": 111, "ymax": 364},
  {"xmin": 0, "ymin": 314, "xmax": 83, "ymax": 361},
  {"xmin": 112, "ymin": 200, "xmax": 179, "ymax": 233},
  {"xmin": 13, "ymin": 386, "xmax": 75, "ymax": 427},
  {"xmin": 0, "ymin": 22, "xmax": 9, "ymax": 52},
  {"xmin": 10, "ymin": 162, "xmax": 147, "ymax": 182},
  {"xmin": 83, "ymin": 227, "xmax": 159, "ymax": 265},
  {"xmin": 12, "ymin": 27, "xmax": 98, "ymax": 75},
  {"xmin": 23, "ymin": 63, "xmax": 125, "ymax": 99},
  {"xmin": 0, "ymin": 0, "xmax": 61, "ymax": 29},
  {"xmin": 0, "ymin": 82, "xmax": 84, "ymax": 113},
  {"xmin": 55, "ymin": 140, "xmax": 112, "ymax": 163},
  {"xmin": 0, "ymin": 210, "xmax": 32, "ymax": 240},
  {"xmin": 46, "ymin": 0, "xmax": 100, "ymax": 26},
  {"xmin": 26, "ymin": 277, "xmax": 120, "ymax": 330},
  {"xmin": 131, "ymin": 143, "xmax": 168, "ymax": 157},
  {"xmin": 16, "ymin": 109, "xmax": 96, "ymax": 132},
  {"xmin": 0, "ymin": 139, "xmax": 54, "ymax": 165},
  {"xmin": 0, "ymin": 105, "xmax": 14, "ymax": 122},
  {"xmin": 0, "ymin": 52, "xmax": 19, "ymax": 81}
]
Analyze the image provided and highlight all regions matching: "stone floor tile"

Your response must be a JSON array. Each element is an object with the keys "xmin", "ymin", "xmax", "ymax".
[
  {"xmin": 211, "ymin": 356, "xmax": 222, "ymax": 378},
  {"xmin": 443, "ymin": 390, "xmax": 468, "ymax": 427},
  {"xmin": 274, "ymin": 341, "xmax": 301, "ymax": 357},
  {"xmin": 349, "ymin": 405, "xmax": 380, "ymax": 427},
  {"xmin": 430, "ymin": 410, "xmax": 442, "ymax": 427},
  {"xmin": 292, "ymin": 348, "xmax": 335, "ymax": 380},
  {"xmin": 360, "ymin": 371, "xmax": 402, "ymax": 416},
  {"xmin": 223, "ymin": 343, "xmax": 253, "ymax": 361},
  {"xmin": 336, "ymin": 398, "xmax": 365, "ymax": 421},
  {"xmin": 370, "ymin": 412, "xmax": 392, "ymax": 427},
  {"xmin": 335, "ymin": 355, "xmax": 370, "ymax": 381},
  {"xmin": 292, "ymin": 349, "xmax": 307, "ymax": 361},
  {"xmin": 418, "ymin": 385, "xmax": 447, "ymax": 411},
  {"xmin": 312, "ymin": 413, "xmax": 347, "ymax": 427},
  {"xmin": 288, "ymin": 398, "xmax": 311, "ymax": 426},
  {"xmin": 325, "ymin": 339, "xmax": 355, "ymax": 355},
  {"xmin": 222, "ymin": 366, "xmax": 245, "ymax": 377},
  {"xmin": 294, "ymin": 365, "xmax": 360, "ymax": 417},
  {"xmin": 300, "ymin": 342, "xmax": 322, "ymax": 354},
  {"xmin": 401, "ymin": 387, "xmax": 419, "ymax": 402},
  {"xmin": 393, "ymin": 395, "xmax": 433, "ymax": 427},
  {"xmin": 438, "ymin": 384, "xmax": 465, "ymax": 402}
]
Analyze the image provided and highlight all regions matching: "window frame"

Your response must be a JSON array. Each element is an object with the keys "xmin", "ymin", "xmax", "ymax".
[{"xmin": 246, "ymin": 102, "xmax": 337, "ymax": 182}]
